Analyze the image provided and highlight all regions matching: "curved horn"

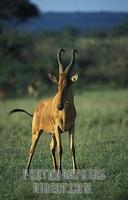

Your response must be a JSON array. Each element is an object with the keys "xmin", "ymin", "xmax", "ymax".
[
  {"xmin": 65, "ymin": 48, "xmax": 78, "ymax": 75},
  {"xmin": 57, "ymin": 48, "xmax": 65, "ymax": 74}
]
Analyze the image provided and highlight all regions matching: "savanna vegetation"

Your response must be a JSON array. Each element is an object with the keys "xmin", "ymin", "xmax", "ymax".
[
  {"xmin": 0, "ymin": 90, "xmax": 128, "ymax": 199},
  {"xmin": 0, "ymin": 21, "xmax": 128, "ymax": 98}
]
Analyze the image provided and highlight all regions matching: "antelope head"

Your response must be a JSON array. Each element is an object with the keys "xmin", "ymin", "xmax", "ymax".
[{"xmin": 48, "ymin": 48, "xmax": 78, "ymax": 111}]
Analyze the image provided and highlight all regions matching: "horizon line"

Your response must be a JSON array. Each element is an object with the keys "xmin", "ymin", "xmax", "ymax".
[{"xmin": 41, "ymin": 10, "xmax": 128, "ymax": 14}]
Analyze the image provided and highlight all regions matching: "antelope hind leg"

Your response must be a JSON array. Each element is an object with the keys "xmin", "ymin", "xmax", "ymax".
[{"xmin": 26, "ymin": 129, "xmax": 42, "ymax": 176}]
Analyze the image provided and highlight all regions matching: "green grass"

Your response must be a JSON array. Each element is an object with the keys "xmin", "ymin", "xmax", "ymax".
[{"xmin": 0, "ymin": 89, "xmax": 128, "ymax": 200}]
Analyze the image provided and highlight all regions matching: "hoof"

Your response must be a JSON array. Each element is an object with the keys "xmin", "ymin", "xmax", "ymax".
[
  {"xmin": 24, "ymin": 169, "xmax": 30, "ymax": 179},
  {"xmin": 73, "ymin": 169, "xmax": 77, "ymax": 175},
  {"xmin": 57, "ymin": 170, "xmax": 63, "ymax": 179}
]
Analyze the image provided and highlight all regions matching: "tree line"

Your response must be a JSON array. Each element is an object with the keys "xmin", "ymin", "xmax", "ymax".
[{"xmin": 0, "ymin": 1, "xmax": 128, "ymax": 98}]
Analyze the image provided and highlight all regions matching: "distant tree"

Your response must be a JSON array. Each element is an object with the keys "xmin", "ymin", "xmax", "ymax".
[
  {"xmin": 0, "ymin": 0, "xmax": 39, "ymax": 20},
  {"xmin": 0, "ymin": 0, "xmax": 39, "ymax": 21}
]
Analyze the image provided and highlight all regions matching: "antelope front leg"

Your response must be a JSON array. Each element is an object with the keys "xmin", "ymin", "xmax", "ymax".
[
  {"xmin": 69, "ymin": 125, "xmax": 77, "ymax": 174},
  {"xmin": 50, "ymin": 135, "xmax": 57, "ymax": 172},
  {"xmin": 55, "ymin": 126, "xmax": 62, "ymax": 175}
]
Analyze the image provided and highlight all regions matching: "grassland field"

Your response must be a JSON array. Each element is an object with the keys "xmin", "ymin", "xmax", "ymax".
[{"xmin": 0, "ymin": 89, "xmax": 128, "ymax": 200}]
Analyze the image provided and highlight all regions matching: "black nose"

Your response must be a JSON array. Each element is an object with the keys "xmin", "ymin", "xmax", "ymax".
[{"xmin": 57, "ymin": 104, "xmax": 63, "ymax": 111}]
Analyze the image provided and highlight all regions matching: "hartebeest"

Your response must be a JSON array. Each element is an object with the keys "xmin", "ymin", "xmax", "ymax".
[{"xmin": 9, "ymin": 48, "xmax": 78, "ymax": 175}]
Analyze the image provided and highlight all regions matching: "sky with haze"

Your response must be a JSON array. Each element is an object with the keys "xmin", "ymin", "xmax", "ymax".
[{"xmin": 31, "ymin": 0, "xmax": 128, "ymax": 12}]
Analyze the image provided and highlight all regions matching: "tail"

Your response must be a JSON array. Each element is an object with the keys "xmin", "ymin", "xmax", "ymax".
[{"xmin": 9, "ymin": 108, "xmax": 33, "ymax": 117}]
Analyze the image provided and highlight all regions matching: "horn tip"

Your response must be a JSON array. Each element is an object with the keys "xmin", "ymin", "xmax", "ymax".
[
  {"xmin": 72, "ymin": 48, "xmax": 78, "ymax": 54},
  {"xmin": 59, "ymin": 48, "xmax": 65, "ymax": 53}
]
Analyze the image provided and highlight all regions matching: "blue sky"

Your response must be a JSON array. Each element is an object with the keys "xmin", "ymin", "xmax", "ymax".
[{"xmin": 31, "ymin": 0, "xmax": 128, "ymax": 12}]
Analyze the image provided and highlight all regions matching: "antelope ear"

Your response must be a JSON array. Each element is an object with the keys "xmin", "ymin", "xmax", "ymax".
[
  {"xmin": 70, "ymin": 73, "xmax": 78, "ymax": 83},
  {"xmin": 48, "ymin": 73, "xmax": 58, "ymax": 84}
]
